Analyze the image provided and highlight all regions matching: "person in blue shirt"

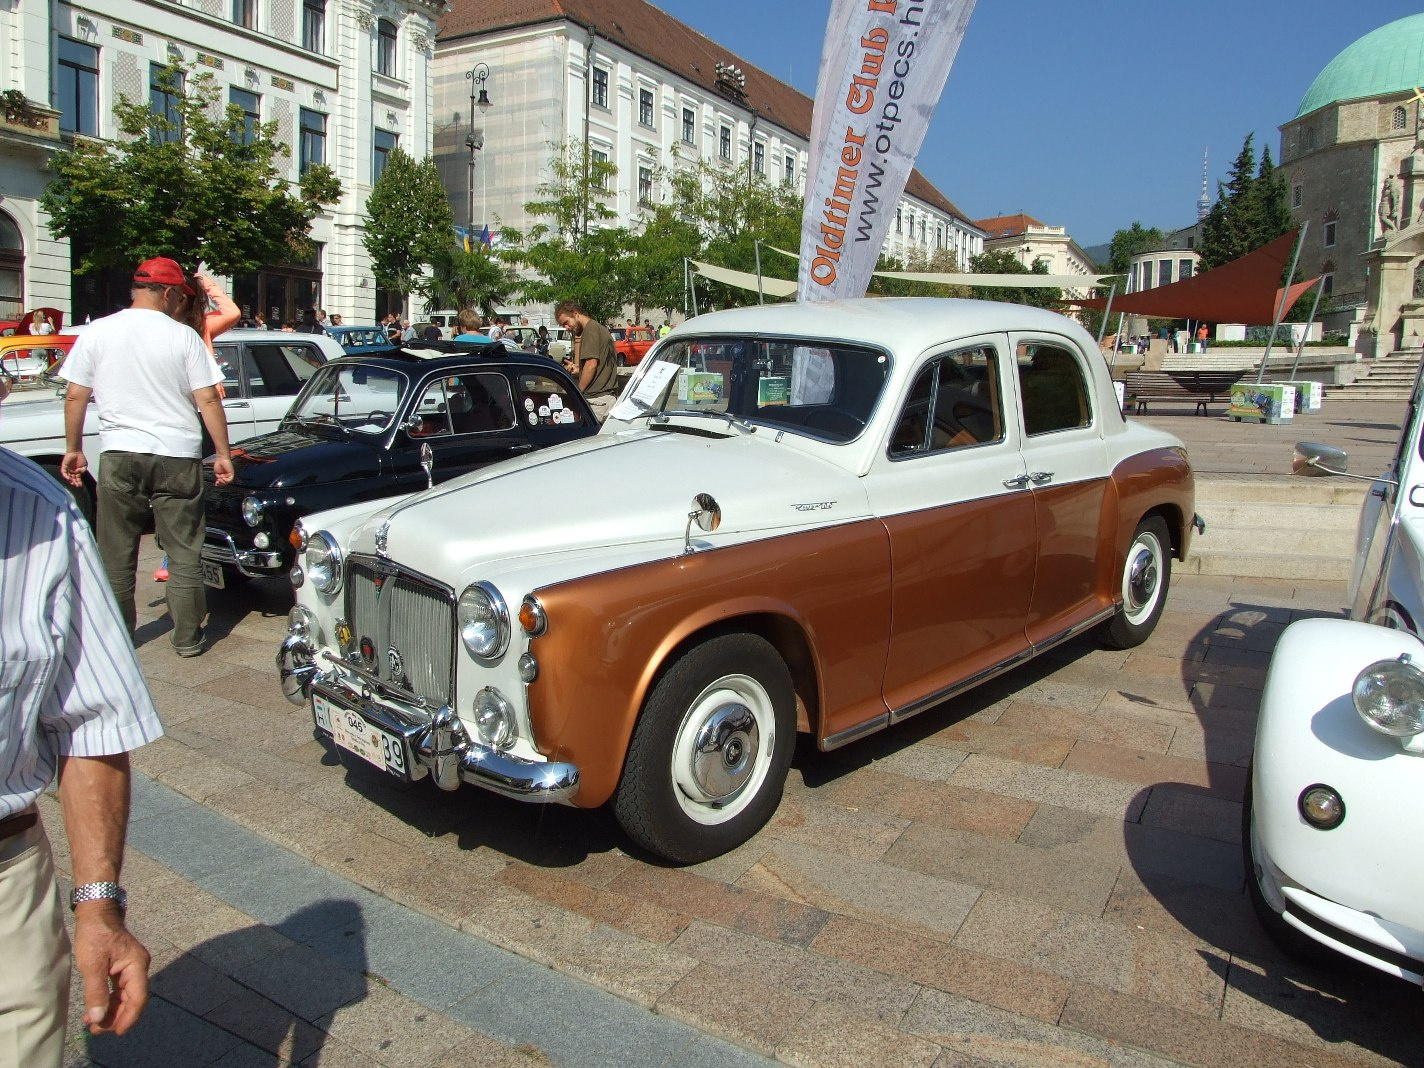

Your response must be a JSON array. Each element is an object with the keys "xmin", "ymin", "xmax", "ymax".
[{"xmin": 452, "ymin": 309, "xmax": 496, "ymax": 344}]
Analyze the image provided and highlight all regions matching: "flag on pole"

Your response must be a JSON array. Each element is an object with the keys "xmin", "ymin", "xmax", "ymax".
[
  {"xmin": 798, "ymin": 0, "xmax": 978, "ymax": 302},
  {"xmin": 478, "ymin": 224, "xmax": 492, "ymax": 248}
]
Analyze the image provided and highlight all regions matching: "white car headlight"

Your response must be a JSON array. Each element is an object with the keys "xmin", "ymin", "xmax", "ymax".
[
  {"xmin": 1353, "ymin": 656, "xmax": 1424, "ymax": 737},
  {"xmin": 241, "ymin": 496, "xmax": 264, "ymax": 527},
  {"xmin": 306, "ymin": 531, "xmax": 343, "ymax": 595},
  {"xmin": 458, "ymin": 581, "xmax": 509, "ymax": 660}
]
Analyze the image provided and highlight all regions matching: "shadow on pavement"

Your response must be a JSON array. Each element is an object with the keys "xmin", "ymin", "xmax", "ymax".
[{"xmin": 87, "ymin": 899, "xmax": 367, "ymax": 1067}]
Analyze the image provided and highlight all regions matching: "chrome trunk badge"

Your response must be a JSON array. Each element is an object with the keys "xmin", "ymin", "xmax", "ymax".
[{"xmin": 375, "ymin": 520, "xmax": 390, "ymax": 557}]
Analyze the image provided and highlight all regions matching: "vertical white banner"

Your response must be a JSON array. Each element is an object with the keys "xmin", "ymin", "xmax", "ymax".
[{"xmin": 798, "ymin": 0, "xmax": 978, "ymax": 302}]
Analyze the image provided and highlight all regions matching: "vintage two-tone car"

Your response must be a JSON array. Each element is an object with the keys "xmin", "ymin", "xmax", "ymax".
[
  {"xmin": 201, "ymin": 346, "xmax": 595, "ymax": 586},
  {"xmin": 1244, "ymin": 377, "xmax": 1424, "ymax": 983},
  {"xmin": 278, "ymin": 298, "xmax": 1198, "ymax": 863}
]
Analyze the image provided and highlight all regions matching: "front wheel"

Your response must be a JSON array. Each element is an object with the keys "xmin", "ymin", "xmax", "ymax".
[
  {"xmin": 1100, "ymin": 516, "xmax": 1171, "ymax": 649},
  {"xmin": 614, "ymin": 633, "xmax": 796, "ymax": 864}
]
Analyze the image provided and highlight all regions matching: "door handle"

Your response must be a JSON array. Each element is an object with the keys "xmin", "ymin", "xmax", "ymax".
[
  {"xmin": 1002, "ymin": 474, "xmax": 1030, "ymax": 489},
  {"xmin": 223, "ymin": 401, "xmax": 250, "ymax": 409},
  {"xmin": 1028, "ymin": 470, "xmax": 1054, "ymax": 483}
]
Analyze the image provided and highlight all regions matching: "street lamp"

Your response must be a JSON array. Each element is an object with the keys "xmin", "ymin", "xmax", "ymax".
[{"xmin": 465, "ymin": 63, "xmax": 492, "ymax": 244}]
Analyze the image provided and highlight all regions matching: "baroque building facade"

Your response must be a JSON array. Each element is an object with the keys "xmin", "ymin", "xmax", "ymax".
[
  {"xmin": 433, "ymin": 0, "xmax": 983, "ymax": 314},
  {"xmin": 0, "ymin": 0, "xmax": 440, "ymax": 325},
  {"xmin": 971, "ymin": 212, "xmax": 1098, "ymax": 301}
]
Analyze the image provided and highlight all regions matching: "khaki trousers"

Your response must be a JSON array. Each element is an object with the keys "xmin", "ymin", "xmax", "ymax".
[
  {"xmin": 0, "ymin": 819, "xmax": 71, "ymax": 1067},
  {"xmin": 96, "ymin": 451, "xmax": 207, "ymax": 653}
]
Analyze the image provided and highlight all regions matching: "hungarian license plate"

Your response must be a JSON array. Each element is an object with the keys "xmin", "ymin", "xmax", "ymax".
[
  {"xmin": 312, "ymin": 692, "xmax": 410, "ymax": 779},
  {"xmin": 200, "ymin": 560, "xmax": 225, "ymax": 589}
]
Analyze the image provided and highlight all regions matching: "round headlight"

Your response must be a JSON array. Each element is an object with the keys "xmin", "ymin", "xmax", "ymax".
[
  {"xmin": 306, "ymin": 531, "xmax": 343, "ymax": 595},
  {"xmin": 241, "ymin": 496, "xmax": 264, "ymax": 527},
  {"xmin": 471, "ymin": 687, "xmax": 515, "ymax": 749},
  {"xmin": 1352, "ymin": 656, "xmax": 1424, "ymax": 737},
  {"xmin": 458, "ymin": 582, "xmax": 509, "ymax": 659}
]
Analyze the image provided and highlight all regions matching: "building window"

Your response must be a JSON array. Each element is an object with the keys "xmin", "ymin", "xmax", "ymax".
[
  {"xmin": 302, "ymin": 0, "xmax": 325, "ymax": 53},
  {"xmin": 753, "ymin": 142, "xmax": 764, "ymax": 175},
  {"xmin": 937, "ymin": 225, "xmax": 943, "ymax": 248},
  {"xmin": 57, "ymin": 37, "xmax": 99, "ymax": 136},
  {"xmin": 0, "ymin": 213, "xmax": 22, "ymax": 323},
  {"xmin": 638, "ymin": 88, "xmax": 654, "ymax": 127},
  {"xmin": 377, "ymin": 19, "xmax": 398, "ymax": 77},
  {"xmin": 895, "ymin": 207, "xmax": 902, "ymax": 235},
  {"xmin": 1179, "ymin": 258, "xmax": 1193, "ymax": 280},
  {"xmin": 299, "ymin": 108, "xmax": 326, "ymax": 174},
  {"xmin": 1305, "ymin": 127, "xmax": 1316, "ymax": 150},
  {"xmin": 719, "ymin": 124, "xmax": 732, "ymax": 160},
  {"xmin": 590, "ymin": 148, "xmax": 609, "ymax": 191},
  {"xmin": 229, "ymin": 87, "xmax": 260, "ymax": 145},
  {"xmin": 373, "ymin": 128, "xmax": 398, "ymax": 183},
  {"xmin": 592, "ymin": 67, "xmax": 608, "ymax": 109},
  {"xmin": 1292, "ymin": 184, "xmax": 1302, "ymax": 208},
  {"xmin": 1322, "ymin": 273, "xmax": 1334, "ymax": 296},
  {"xmin": 785, "ymin": 153, "xmax": 796, "ymax": 182},
  {"xmin": 682, "ymin": 107, "xmax": 695, "ymax": 144},
  {"xmin": 1158, "ymin": 259, "xmax": 1172, "ymax": 287},
  {"xmin": 232, "ymin": 0, "xmax": 257, "ymax": 29},
  {"xmin": 1394, "ymin": 105, "xmax": 1408, "ymax": 131},
  {"xmin": 150, "ymin": 64, "xmax": 184, "ymax": 144},
  {"xmin": 1323, "ymin": 220, "xmax": 1336, "ymax": 247},
  {"xmin": 638, "ymin": 166, "xmax": 653, "ymax": 206},
  {"xmin": 919, "ymin": 218, "xmax": 926, "ymax": 243}
]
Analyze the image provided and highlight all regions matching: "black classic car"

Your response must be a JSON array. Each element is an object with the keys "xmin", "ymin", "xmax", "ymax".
[{"xmin": 200, "ymin": 344, "xmax": 597, "ymax": 586}]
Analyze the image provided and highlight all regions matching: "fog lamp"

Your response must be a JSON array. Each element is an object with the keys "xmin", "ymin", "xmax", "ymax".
[
  {"xmin": 518, "ymin": 653, "xmax": 538, "ymax": 683},
  {"xmin": 1298, "ymin": 784, "xmax": 1345, "ymax": 830},
  {"xmin": 254, "ymin": 532, "xmax": 271, "ymax": 549},
  {"xmin": 472, "ymin": 687, "xmax": 515, "ymax": 749}
]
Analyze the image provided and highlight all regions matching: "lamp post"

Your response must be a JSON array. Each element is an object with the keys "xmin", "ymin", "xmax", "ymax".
[{"xmin": 465, "ymin": 63, "xmax": 491, "ymax": 244}]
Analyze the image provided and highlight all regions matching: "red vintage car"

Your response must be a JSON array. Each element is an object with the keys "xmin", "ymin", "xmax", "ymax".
[{"xmin": 611, "ymin": 325, "xmax": 657, "ymax": 366}]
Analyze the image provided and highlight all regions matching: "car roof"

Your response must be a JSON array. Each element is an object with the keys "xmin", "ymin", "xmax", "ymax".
[{"xmin": 315, "ymin": 343, "xmax": 572, "ymax": 373}]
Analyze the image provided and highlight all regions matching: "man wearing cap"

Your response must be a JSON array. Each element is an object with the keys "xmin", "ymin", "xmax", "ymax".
[{"xmin": 60, "ymin": 257, "xmax": 235, "ymax": 657}]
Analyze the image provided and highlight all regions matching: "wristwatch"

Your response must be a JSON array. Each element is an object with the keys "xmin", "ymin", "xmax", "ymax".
[{"xmin": 70, "ymin": 881, "xmax": 127, "ymax": 914}]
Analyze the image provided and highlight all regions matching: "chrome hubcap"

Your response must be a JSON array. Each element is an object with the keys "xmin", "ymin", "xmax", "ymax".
[
  {"xmin": 1126, "ymin": 544, "xmax": 1158, "ymax": 612},
  {"xmin": 690, "ymin": 703, "xmax": 760, "ymax": 800}
]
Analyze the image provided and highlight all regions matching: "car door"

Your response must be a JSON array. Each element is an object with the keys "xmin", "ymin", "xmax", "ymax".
[
  {"xmin": 240, "ymin": 340, "xmax": 329, "ymax": 437},
  {"xmin": 865, "ymin": 337, "xmax": 1037, "ymax": 716},
  {"xmin": 212, "ymin": 341, "xmax": 256, "ymax": 442},
  {"xmin": 392, "ymin": 370, "xmax": 533, "ymax": 492},
  {"xmin": 1012, "ymin": 335, "xmax": 1112, "ymax": 646}
]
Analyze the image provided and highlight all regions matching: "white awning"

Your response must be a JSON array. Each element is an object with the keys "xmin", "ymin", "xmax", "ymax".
[{"xmin": 689, "ymin": 259, "xmax": 798, "ymax": 298}]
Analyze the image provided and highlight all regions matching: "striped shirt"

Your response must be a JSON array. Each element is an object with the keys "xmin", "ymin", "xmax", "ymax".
[{"xmin": 0, "ymin": 447, "xmax": 164, "ymax": 819}]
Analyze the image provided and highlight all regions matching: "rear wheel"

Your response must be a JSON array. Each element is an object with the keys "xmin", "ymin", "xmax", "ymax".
[
  {"xmin": 614, "ymin": 633, "xmax": 795, "ymax": 864},
  {"xmin": 1100, "ymin": 516, "xmax": 1170, "ymax": 649},
  {"xmin": 40, "ymin": 462, "xmax": 95, "ymax": 525}
]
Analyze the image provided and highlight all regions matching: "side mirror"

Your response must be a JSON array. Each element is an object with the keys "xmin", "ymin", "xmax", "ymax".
[
  {"xmin": 1292, "ymin": 441, "xmax": 1348, "ymax": 477},
  {"xmin": 682, "ymin": 492, "xmax": 722, "ymax": 554}
]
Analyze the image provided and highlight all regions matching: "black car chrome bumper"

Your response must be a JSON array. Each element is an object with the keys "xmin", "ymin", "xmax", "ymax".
[{"xmin": 202, "ymin": 526, "xmax": 283, "ymax": 576}]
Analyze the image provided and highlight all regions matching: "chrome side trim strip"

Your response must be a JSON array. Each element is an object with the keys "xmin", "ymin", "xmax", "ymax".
[
  {"xmin": 887, "ymin": 648, "xmax": 1036, "ymax": 726},
  {"xmin": 821, "ymin": 713, "xmax": 889, "ymax": 752}
]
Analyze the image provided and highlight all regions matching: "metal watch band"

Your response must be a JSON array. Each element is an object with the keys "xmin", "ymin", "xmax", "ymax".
[{"xmin": 70, "ymin": 881, "xmax": 127, "ymax": 912}]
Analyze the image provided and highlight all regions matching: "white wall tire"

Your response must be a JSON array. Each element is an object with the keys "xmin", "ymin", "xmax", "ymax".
[
  {"xmin": 614, "ymin": 633, "xmax": 795, "ymax": 863},
  {"xmin": 1101, "ymin": 516, "xmax": 1171, "ymax": 649}
]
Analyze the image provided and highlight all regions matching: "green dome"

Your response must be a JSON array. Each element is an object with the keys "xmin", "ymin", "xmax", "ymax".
[{"xmin": 1296, "ymin": 14, "xmax": 1424, "ymax": 117}]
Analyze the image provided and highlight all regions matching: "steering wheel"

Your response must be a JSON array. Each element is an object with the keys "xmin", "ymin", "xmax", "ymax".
[{"xmin": 366, "ymin": 410, "xmax": 391, "ymax": 426}]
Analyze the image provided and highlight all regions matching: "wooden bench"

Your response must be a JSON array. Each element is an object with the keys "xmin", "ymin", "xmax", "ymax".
[{"xmin": 1122, "ymin": 370, "xmax": 1246, "ymax": 415}]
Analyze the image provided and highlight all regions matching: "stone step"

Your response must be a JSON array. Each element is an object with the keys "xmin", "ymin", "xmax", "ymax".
[
  {"xmin": 1194, "ymin": 477, "xmax": 1369, "ymax": 506},
  {"xmin": 1199, "ymin": 499, "xmax": 1359, "ymax": 529},
  {"xmin": 1197, "ymin": 523, "xmax": 1353, "ymax": 556},
  {"xmin": 1185, "ymin": 547, "xmax": 1352, "ymax": 581}
]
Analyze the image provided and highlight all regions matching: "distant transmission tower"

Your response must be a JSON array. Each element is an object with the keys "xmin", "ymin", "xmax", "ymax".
[{"xmin": 1197, "ymin": 148, "xmax": 1210, "ymax": 220}]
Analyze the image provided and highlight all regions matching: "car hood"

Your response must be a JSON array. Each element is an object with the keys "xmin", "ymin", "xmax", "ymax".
[
  {"xmin": 220, "ymin": 427, "xmax": 383, "ymax": 489},
  {"xmin": 342, "ymin": 426, "xmax": 870, "ymax": 574}
]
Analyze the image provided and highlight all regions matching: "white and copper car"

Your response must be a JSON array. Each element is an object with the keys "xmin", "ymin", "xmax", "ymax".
[
  {"xmin": 279, "ymin": 298, "xmax": 1198, "ymax": 863},
  {"xmin": 1244, "ymin": 369, "xmax": 1424, "ymax": 983}
]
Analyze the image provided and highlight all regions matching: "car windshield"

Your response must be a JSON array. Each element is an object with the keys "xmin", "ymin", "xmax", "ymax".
[
  {"xmin": 289, "ymin": 363, "xmax": 408, "ymax": 435},
  {"xmin": 616, "ymin": 336, "xmax": 889, "ymax": 444}
]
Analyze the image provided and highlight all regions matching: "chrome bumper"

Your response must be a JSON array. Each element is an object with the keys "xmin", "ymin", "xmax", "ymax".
[
  {"xmin": 277, "ymin": 634, "xmax": 579, "ymax": 804},
  {"xmin": 202, "ymin": 526, "xmax": 282, "ymax": 576}
]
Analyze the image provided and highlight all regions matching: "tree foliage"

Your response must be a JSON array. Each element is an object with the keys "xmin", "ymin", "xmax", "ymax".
[
  {"xmin": 416, "ymin": 241, "xmax": 520, "ymax": 316},
  {"xmin": 363, "ymin": 149, "xmax": 454, "ymax": 294},
  {"xmin": 1199, "ymin": 134, "xmax": 1294, "ymax": 271},
  {"xmin": 1107, "ymin": 222, "xmax": 1165, "ymax": 275},
  {"xmin": 41, "ymin": 64, "xmax": 341, "ymax": 274},
  {"xmin": 966, "ymin": 248, "xmax": 1061, "ymax": 309}
]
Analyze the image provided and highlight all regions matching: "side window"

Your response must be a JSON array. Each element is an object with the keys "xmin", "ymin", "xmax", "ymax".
[
  {"xmin": 1017, "ymin": 342, "xmax": 1091, "ymax": 436},
  {"xmin": 213, "ymin": 343, "xmax": 242, "ymax": 393},
  {"xmin": 242, "ymin": 344, "xmax": 307, "ymax": 397},
  {"xmin": 448, "ymin": 371, "xmax": 515, "ymax": 434},
  {"xmin": 517, "ymin": 372, "xmax": 587, "ymax": 427},
  {"xmin": 409, "ymin": 379, "xmax": 454, "ymax": 438},
  {"xmin": 890, "ymin": 345, "xmax": 1003, "ymax": 456}
]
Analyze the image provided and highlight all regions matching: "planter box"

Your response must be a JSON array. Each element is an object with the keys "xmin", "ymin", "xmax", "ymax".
[{"xmin": 1228, "ymin": 383, "xmax": 1296, "ymax": 424}]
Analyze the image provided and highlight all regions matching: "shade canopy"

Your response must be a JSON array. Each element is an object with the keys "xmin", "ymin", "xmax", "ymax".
[{"xmin": 1069, "ymin": 231, "xmax": 1317, "ymax": 324}]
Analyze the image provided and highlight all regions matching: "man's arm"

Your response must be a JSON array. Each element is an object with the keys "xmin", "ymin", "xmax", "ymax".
[
  {"xmin": 193, "ymin": 384, "xmax": 234, "ymax": 486},
  {"xmin": 57, "ymin": 752, "xmax": 150, "ymax": 1036},
  {"xmin": 61, "ymin": 382, "xmax": 95, "ymax": 487}
]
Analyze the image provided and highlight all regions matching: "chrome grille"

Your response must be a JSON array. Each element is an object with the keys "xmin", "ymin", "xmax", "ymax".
[{"xmin": 345, "ymin": 556, "xmax": 455, "ymax": 707}]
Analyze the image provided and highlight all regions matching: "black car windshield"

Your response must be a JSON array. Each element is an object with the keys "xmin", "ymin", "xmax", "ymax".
[
  {"xmin": 289, "ymin": 363, "xmax": 408, "ymax": 435},
  {"xmin": 614, "ymin": 336, "xmax": 889, "ymax": 444}
]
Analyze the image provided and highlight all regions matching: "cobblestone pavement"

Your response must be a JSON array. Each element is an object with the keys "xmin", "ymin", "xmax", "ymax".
[{"xmin": 61, "ymin": 398, "xmax": 1423, "ymax": 1067}]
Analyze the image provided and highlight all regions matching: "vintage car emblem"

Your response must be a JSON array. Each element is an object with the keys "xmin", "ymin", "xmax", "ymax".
[
  {"xmin": 387, "ymin": 646, "xmax": 405, "ymax": 679},
  {"xmin": 335, "ymin": 619, "xmax": 353, "ymax": 649},
  {"xmin": 375, "ymin": 521, "xmax": 390, "ymax": 557}
]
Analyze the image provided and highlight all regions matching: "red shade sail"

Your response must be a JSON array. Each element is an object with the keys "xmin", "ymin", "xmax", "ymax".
[{"xmin": 1070, "ymin": 231, "xmax": 1317, "ymax": 324}]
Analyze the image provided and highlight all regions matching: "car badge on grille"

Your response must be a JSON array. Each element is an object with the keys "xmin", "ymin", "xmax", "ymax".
[
  {"xmin": 335, "ymin": 619, "xmax": 353, "ymax": 649},
  {"xmin": 375, "ymin": 521, "xmax": 390, "ymax": 557},
  {"xmin": 387, "ymin": 646, "xmax": 406, "ymax": 683}
]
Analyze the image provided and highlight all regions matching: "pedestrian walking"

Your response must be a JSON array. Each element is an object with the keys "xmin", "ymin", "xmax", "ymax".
[
  {"xmin": 59, "ymin": 257, "xmax": 235, "ymax": 657},
  {"xmin": 554, "ymin": 298, "xmax": 620, "ymax": 422},
  {"xmin": 0, "ymin": 373, "xmax": 164, "ymax": 1064},
  {"xmin": 1196, "ymin": 324, "xmax": 1210, "ymax": 352}
]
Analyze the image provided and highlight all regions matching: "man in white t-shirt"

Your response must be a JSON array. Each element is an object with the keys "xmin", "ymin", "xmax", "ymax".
[{"xmin": 60, "ymin": 257, "xmax": 235, "ymax": 657}]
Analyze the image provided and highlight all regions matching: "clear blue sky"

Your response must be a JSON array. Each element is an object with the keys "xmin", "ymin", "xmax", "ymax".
[{"xmin": 653, "ymin": 0, "xmax": 1421, "ymax": 249}]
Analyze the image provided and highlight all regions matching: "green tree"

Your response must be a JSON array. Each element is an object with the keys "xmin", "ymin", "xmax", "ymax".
[
  {"xmin": 622, "ymin": 202, "xmax": 702, "ymax": 320},
  {"xmin": 41, "ymin": 64, "xmax": 340, "ymax": 274},
  {"xmin": 1200, "ymin": 134, "xmax": 1260, "ymax": 270},
  {"xmin": 363, "ymin": 149, "xmax": 454, "ymax": 295},
  {"xmin": 967, "ymin": 248, "xmax": 1060, "ymax": 309},
  {"xmin": 1107, "ymin": 222, "xmax": 1165, "ymax": 275},
  {"xmin": 416, "ymin": 241, "xmax": 519, "ymax": 316},
  {"xmin": 1251, "ymin": 146, "xmax": 1294, "ymax": 249}
]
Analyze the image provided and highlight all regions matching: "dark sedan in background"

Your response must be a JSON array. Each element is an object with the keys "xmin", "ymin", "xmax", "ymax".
[{"xmin": 200, "ymin": 344, "xmax": 598, "ymax": 586}]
